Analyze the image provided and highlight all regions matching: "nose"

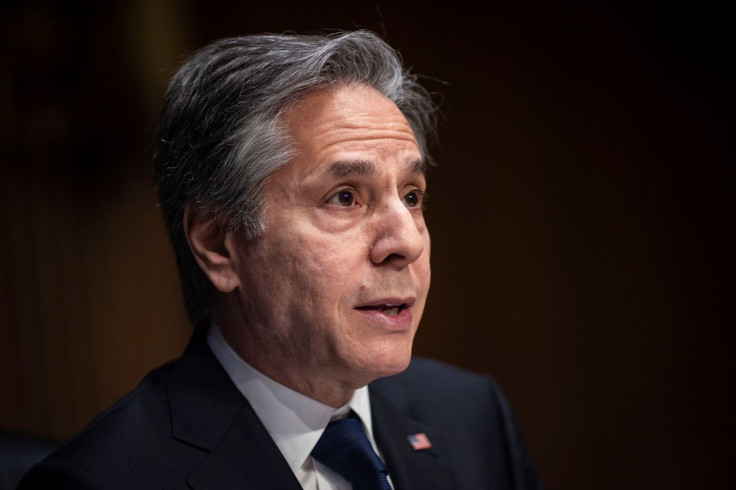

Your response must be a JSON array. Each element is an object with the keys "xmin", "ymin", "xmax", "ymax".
[{"xmin": 369, "ymin": 197, "xmax": 427, "ymax": 268}]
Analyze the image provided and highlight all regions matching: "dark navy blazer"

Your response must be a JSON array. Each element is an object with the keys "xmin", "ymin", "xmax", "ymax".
[{"xmin": 19, "ymin": 327, "xmax": 542, "ymax": 489}]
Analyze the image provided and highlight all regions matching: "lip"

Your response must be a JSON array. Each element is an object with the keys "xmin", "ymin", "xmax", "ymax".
[{"xmin": 353, "ymin": 297, "xmax": 415, "ymax": 330}]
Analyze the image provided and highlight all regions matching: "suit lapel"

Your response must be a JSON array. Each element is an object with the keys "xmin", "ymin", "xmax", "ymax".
[
  {"xmin": 167, "ymin": 329, "xmax": 456, "ymax": 489},
  {"xmin": 370, "ymin": 385, "xmax": 455, "ymax": 490},
  {"xmin": 185, "ymin": 402, "xmax": 302, "ymax": 489},
  {"xmin": 166, "ymin": 327, "xmax": 302, "ymax": 490}
]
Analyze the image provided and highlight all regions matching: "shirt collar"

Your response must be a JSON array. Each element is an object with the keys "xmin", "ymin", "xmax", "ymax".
[{"xmin": 206, "ymin": 323, "xmax": 377, "ymax": 473}]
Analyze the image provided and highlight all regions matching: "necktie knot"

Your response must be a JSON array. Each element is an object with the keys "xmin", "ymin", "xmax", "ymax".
[{"xmin": 312, "ymin": 416, "xmax": 391, "ymax": 490}]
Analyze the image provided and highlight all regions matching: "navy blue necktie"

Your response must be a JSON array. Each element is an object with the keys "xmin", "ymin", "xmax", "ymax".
[{"xmin": 311, "ymin": 415, "xmax": 392, "ymax": 490}]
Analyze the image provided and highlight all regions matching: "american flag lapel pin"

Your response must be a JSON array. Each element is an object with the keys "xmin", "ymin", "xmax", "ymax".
[{"xmin": 407, "ymin": 433, "xmax": 432, "ymax": 451}]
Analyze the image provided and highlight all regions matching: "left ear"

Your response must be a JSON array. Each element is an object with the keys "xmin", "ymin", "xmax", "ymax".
[{"xmin": 182, "ymin": 204, "xmax": 241, "ymax": 293}]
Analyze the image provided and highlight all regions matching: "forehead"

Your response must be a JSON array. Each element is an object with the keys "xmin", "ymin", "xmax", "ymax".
[{"xmin": 281, "ymin": 84, "xmax": 422, "ymax": 175}]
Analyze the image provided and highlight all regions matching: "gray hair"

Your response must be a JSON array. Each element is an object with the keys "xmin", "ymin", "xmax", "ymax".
[{"xmin": 154, "ymin": 30, "xmax": 437, "ymax": 326}]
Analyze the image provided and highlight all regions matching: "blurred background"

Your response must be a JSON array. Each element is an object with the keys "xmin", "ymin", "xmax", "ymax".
[{"xmin": 1, "ymin": 1, "xmax": 733, "ymax": 488}]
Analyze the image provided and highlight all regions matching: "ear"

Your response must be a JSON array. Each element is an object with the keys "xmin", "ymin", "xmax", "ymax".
[{"xmin": 183, "ymin": 204, "xmax": 240, "ymax": 293}]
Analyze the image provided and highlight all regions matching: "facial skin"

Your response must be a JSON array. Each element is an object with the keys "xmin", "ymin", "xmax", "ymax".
[{"xmin": 197, "ymin": 83, "xmax": 431, "ymax": 407}]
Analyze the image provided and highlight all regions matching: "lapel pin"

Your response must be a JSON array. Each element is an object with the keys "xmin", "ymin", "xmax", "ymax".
[{"xmin": 407, "ymin": 433, "xmax": 432, "ymax": 451}]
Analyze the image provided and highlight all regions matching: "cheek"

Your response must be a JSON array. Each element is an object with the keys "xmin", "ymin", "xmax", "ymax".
[{"xmin": 263, "ymin": 228, "xmax": 367, "ymax": 303}]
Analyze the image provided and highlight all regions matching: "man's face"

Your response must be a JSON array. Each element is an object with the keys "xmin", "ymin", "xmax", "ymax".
[{"xmin": 225, "ymin": 83, "xmax": 431, "ymax": 396}]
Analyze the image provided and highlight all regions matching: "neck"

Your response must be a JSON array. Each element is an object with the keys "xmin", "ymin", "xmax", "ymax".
[{"xmin": 214, "ymin": 314, "xmax": 358, "ymax": 408}]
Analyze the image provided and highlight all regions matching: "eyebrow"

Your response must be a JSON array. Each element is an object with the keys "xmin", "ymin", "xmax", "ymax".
[
  {"xmin": 326, "ymin": 158, "xmax": 426, "ymax": 178},
  {"xmin": 409, "ymin": 158, "xmax": 427, "ymax": 174},
  {"xmin": 327, "ymin": 160, "xmax": 376, "ymax": 178}
]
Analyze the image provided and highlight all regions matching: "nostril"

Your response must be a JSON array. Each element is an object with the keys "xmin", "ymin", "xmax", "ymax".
[{"xmin": 383, "ymin": 253, "xmax": 404, "ymax": 264}]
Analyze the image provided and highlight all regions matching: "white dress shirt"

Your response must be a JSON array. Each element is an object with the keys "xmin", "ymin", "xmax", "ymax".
[{"xmin": 206, "ymin": 324, "xmax": 393, "ymax": 489}]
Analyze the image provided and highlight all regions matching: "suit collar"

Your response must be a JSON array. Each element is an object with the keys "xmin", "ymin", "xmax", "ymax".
[
  {"xmin": 167, "ymin": 326, "xmax": 241, "ymax": 450},
  {"xmin": 166, "ymin": 326, "xmax": 302, "ymax": 489},
  {"xmin": 167, "ymin": 328, "xmax": 454, "ymax": 489},
  {"xmin": 370, "ymin": 379, "xmax": 455, "ymax": 490},
  {"xmin": 206, "ymin": 323, "xmax": 378, "ymax": 475}
]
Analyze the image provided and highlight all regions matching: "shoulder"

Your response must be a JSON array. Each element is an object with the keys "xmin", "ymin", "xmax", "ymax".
[
  {"xmin": 370, "ymin": 357, "xmax": 543, "ymax": 489},
  {"xmin": 372, "ymin": 357, "xmax": 504, "ymax": 408},
  {"xmin": 18, "ymin": 360, "xmax": 197, "ymax": 489},
  {"xmin": 370, "ymin": 356, "xmax": 515, "ymax": 435},
  {"xmin": 62, "ymin": 360, "xmax": 176, "ymax": 449},
  {"xmin": 381, "ymin": 356, "xmax": 495, "ymax": 386}
]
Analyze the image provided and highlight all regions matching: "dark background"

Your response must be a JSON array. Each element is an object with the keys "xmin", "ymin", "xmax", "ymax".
[{"xmin": 2, "ymin": 1, "xmax": 733, "ymax": 488}]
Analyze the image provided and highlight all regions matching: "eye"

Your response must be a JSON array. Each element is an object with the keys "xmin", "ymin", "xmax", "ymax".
[
  {"xmin": 403, "ymin": 190, "xmax": 423, "ymax": 208},
  {"xmin": 327, "ymin": 189, "xmax": 359, "ymax": 207}
]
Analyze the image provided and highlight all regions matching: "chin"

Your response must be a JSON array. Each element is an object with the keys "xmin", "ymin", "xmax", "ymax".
[{"xmin": 358, "ymin": 342, "xmax": 413, "ymax": 382}]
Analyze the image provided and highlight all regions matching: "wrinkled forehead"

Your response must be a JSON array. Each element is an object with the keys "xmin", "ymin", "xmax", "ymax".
[{"xmin": 280, "ymin": 83, "xmax": 422, "ymax": 171}]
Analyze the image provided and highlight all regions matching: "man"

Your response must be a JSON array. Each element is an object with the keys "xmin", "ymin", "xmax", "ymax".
[{"xmin": 20, "ymin": 31, "xmax": 541, "ymax": 489}]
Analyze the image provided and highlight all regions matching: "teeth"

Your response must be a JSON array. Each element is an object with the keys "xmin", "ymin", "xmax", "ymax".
[{"xmin": 383, "ymin": 307, "xmax": 400, "ymax": 316}]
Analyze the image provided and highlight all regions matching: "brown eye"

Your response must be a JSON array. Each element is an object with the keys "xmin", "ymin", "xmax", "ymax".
[{"xmin": 328, "ymin": 190, "xmax": 357, "ymax": 206}]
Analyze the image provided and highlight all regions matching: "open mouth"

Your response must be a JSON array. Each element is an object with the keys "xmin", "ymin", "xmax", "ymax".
[{"xmin": 355, "ymin": 303, "xmax": 409, "ymax": 317}]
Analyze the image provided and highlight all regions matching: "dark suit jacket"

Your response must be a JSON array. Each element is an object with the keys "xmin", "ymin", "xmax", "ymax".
[{"xmin": 19, "ymin": 327, "xmax": 541, "ymax": 489}]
